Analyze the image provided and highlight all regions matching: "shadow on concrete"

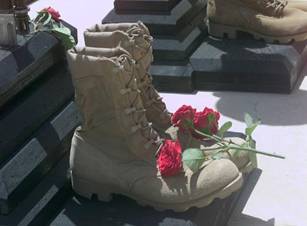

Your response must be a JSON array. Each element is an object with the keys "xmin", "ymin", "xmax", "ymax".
[
  {"xmin": 212, "ymin": 66, "xmax": 307, "ymax": 126},
  {"xmin": 228, "ymin": 215, "xmax": 276, "ymax": 226},
  {"xmin": 228, "ymin": 169, "xmax": 276, "ymax": 226}
]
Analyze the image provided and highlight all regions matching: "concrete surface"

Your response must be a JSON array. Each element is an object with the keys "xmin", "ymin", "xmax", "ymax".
[{"xmin": 29, "ymin": 1, "xmax": 307, "ymax": 226}]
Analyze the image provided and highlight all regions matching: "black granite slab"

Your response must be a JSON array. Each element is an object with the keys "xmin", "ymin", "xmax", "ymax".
[
  {"xmin": 0, "ymin": 62, "xmax": 74, "ymax": 166},
  {"xmin": 190, "ymin": 37, "xmax": 307, "ymax": 93},
  {"xmin": 48, "ymin": 191, "xmax": 240, "ymax": 226},
  {"xmin": 151, "ymin": 1, "xmax": 206, "ymax": 62},
  {"xmin": 150, "ymin": 64, "xmax": 194, "ymax": 93},
  {"xmin": 0, "ymin": 101, "xmax": 81, "ymax": 214},
  {"xmin": 0, "ymin": 21, "xmax": 77, "ymax": 108},
  {"xmin": 0, "ymin": 155, "xmax": 72, "ymax": 226},
  {"xmin": 0, "ymin": 33, "xmax": 62, "ymax": 108},
  {"xmin": 153, "ymin": 27, "xmax": 204, "ymax": 63},
  {"xmin": 114, "ymin": 0, "xmax": 181, "ymax": 14},
  {"xmin": 103, "ymin": 0, "xmax": 206, "ymax": 37}
]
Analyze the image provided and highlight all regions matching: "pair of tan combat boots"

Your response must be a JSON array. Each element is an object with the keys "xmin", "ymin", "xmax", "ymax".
[
  {"xmin": 67, "ymin": 22, "xmax": 254, "ymax": 212},
  {"xmin": 207, "ymin": 0, "xmax": 307, "ymax": 43}
]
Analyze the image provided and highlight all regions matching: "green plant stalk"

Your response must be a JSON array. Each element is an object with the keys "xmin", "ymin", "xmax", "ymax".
[
  {"xmin": 202, "ymin": 146, "xmax": 226, "ymax": 151},
  {"xmin": 194, "ymin": 129, "xmax": 285, "ymax": 159},
  {"xmin": 228, "ymin": 146, "xmax": 285, "ymax": 159}
]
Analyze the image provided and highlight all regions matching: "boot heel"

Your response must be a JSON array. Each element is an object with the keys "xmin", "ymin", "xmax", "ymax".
[
  {"xmin": 207, "ymin": 21, "xmax": 237, "ymax": 39},
  {"xmin": 71, "ymin": 173, "xmax": 113, "ymax": 202}
]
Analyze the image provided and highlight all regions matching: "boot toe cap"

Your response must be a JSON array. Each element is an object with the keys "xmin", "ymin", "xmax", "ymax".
[{"xmin": 130, "ymin": 159, "xmax": 241, "ymax": 206}]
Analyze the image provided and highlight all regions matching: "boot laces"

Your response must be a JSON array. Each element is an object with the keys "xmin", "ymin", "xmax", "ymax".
[
  {"xmin": 257, "ymin": 0, "xmax": 287, "ymax": 16},
  {"xmin": 126, "ymin": 25, "xmax": 153, "ymax": 46},
  {"xmin": 140, "ymin": 73, "xmax": 169, "ymax": 116},
  {"xmin": 126, "ymin": 25, "xmax": 171, "ymax": 120},
  {"xmin": 118, "ymin": 55, "xmax": 163, "ymax": 149}
]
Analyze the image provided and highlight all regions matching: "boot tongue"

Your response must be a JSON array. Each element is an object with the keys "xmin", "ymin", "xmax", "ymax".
[
  {"xmin": 241, "ymin": 0, "xmax": 288, "ymax": 16},
  {"xmin": 126, "ymin": 26, "xmax": 153, "ymax": 62}
]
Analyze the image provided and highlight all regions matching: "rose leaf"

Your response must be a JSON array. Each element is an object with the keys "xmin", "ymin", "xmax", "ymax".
[{"xmin": 182, "ymin": 148, "xmax": 206, "ymax": 173}]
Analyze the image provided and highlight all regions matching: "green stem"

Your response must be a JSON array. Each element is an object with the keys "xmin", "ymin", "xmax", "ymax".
[
  {"xmin": 229, "ymin": 146, "xmax": 285, "ymax": 159},
  {"xmin": 194, "ymin": 129, "xmax": 222, "ymax": 143},
  {"xmin": 194, "ymin": 128, "xmax": 285, "ymax": 159},
  {"xmin": 202, "ymin": 146, "xmax": 226, "ymax": 151}
]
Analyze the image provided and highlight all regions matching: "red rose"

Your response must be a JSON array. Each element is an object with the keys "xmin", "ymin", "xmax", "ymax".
[
  {"xmin": 193, "ymin": 107, "xmax": 220, "ymax": 139},
  {"xmin": 157, "ymin": 140, "xmax": 182, "ymax": 177},
  {"xmin": 42, "ymin": 7, "xmax": 61, "ymax": 22},
  {"xmin": 171, "ymin": 105, "xmax": 196, "ymax": 131}
]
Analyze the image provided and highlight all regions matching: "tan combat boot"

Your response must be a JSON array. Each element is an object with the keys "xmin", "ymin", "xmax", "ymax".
[
  {"xmin": 67, "ymin": 46, "xmax": 243, "ymax": 212},
  {"xmin": 203, "ymin": 137, "xmax": 256, "ymax": 174},
  {"xmin": 84, "ymin": 22, "xmax": 255, "ymax": 174},
  {"xmin": 288, "ymin": 0, "xmax": 307, "ymax": 11},
  {"xmin": 171, "ymin": 129, "xmax": 256, "ymax": 174},
  {"xmin": 84, "ymin": 22, "xmax": 172, "ymax": 134},
  {"xmin": 207, "ymin": 0, "xmax": 307, "ymax": 43}
]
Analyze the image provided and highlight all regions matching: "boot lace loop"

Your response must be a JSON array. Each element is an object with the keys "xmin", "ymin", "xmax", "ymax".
[
  {"xmin": 139, "ymin": 72, "xmax": 168, "ymax": 112},
  {"xmin": 257, "ymin": 0, "xmax": 288, "ymax": 16},
  {"xmin": 118, "ymin": 55, "xmax": 162, "ymax": 149},
  {"xmin": 126, "ymin": 25, "xmax": 153, "ymax": 46},
  {"xmin": 126, "ymin": 26, "xmax": 167, "ymax": 114}
]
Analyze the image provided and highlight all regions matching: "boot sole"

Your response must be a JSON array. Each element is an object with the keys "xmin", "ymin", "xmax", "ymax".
[
  {"xmin": 70, "ymin": 171, "xmax": 243, "ymax": 212},
  {"xmin": 207, "ymin": 21, "xmax": 307, "ymax": 44}
]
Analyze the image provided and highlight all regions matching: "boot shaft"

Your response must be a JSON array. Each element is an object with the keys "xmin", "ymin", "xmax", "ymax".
[
  {"xmin": 83, "ymin": 22, "xmax": 172, "ymax": 132},
  {"xmin": 67, "ymin": 47, "xmax": 137, "ymax": 131},
  {"xmin": 84, "ymin": 23, "xmax": 153, "ymax": 71},
  {"xmin": 67, "ymin": 47, "xmax": 160, "ymax": 161}
]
